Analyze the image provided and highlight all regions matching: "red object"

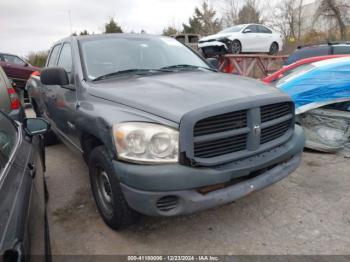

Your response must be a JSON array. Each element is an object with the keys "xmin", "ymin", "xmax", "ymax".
[
  {"xmin": 7, "ymin": 87, "xmax": 20, "ymax": 109},
  {"xmin": 0, "ymin": 53, "xmax": 41, "ymax": 89},
  {"xmin": 31, "ymin": 71, "xmax": 41, "ymax": 77},
  {"xmin": 262, "ymin": 55, "xmax": 349, "ymax": 83},
  {"xmin": 219, "ymin": 54, "xmax": 288, "ymax": 77}
]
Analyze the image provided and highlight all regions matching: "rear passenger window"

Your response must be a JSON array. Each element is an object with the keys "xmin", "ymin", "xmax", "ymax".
[
  {"xmin": 57, "ymin": 43, "xmax": 73, "ymax": 73},
  {"xmin": 47, "ymin": 45, "xmax": 61, "ymax": 67},
  {"xmin": 333, "ymin": 46, "xmax": 350, "ymax": 54}
]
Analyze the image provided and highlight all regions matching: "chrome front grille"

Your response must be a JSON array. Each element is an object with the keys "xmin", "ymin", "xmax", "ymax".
[{"xmin": 188, "ymin": 101, "xmax": 294, "ymax": 164}]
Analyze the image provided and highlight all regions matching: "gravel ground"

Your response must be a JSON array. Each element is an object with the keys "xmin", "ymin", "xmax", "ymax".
[{"xmin": 44, "ymin": 143, "xmax": 350, "ymax": 255}]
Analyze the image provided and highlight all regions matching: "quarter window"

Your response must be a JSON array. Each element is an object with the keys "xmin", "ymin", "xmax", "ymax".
[
  {"xmin": 47, "ymin": 45, "xmax": 61, "ymax": 67},
  {"xmin": 258, "ymin": 25, "xmax": 272, "ymax": 34},
  {"xmin": 0, "ymin": 113, "xmax": 17, "ymax": 173},
  {"xmin": 57, "ymin": 43, "xmax": 73, "ymax": 73}
]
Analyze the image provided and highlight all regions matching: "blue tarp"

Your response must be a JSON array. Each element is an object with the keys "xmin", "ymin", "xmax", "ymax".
[{"xmin": 279, "ymin": 58, "xmax": 350, "ymax": 114}]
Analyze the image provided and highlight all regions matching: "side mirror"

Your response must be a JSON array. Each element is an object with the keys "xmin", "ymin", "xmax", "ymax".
[
  {"xmin": 41, "ymin": 67, "xmax": 69, "ymax": 86},
  {"xmin": 243, "ymin": 29, "xmax": 252, "ymax": 33},
  {"xmin": 206, "ymin": 58, "xmax": 219, "ymax": 70},
  {"xmin": 24, "ymin": 63, "xmax": 29, "ymax": 67},
  {"xmin": 23, "ymin": 118, "xmax": 50, "ymax": 136}
]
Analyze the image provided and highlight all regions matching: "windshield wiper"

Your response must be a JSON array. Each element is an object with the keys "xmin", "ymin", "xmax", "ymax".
[
  {"xmin": 92, "ymin": 69, "xmax": 170, "ymax": 81},
  {"xmin": 160, "ymin": 64, "xmax": 216, "ymax": 72}
]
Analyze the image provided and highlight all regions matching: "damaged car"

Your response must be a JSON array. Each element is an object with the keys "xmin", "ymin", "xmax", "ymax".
[
  {"xmin": 198, "ymin": 24, "xmax": 283, "ymax": 57},
  {"xmin": 276, "ymin": 57, "xmax": 350, "ymax": 152}
]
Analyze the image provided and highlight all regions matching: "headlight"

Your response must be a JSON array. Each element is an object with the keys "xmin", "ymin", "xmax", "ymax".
[{"xmin": 113, "ymin": 122, "xmax": 179, "ymax": 164}]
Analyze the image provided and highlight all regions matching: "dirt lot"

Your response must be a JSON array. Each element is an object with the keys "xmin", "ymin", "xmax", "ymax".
[{"xmin": 43, "ymin": 140, "xmax": 350, "ymax": 255}]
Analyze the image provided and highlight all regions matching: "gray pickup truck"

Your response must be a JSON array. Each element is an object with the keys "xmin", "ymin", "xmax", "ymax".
[{"xmin": 27, "ymin": 34, "xmax": 305, "ymax": 230}]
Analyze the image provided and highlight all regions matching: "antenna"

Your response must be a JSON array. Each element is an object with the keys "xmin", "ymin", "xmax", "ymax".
[{"xmin": 68, "ymin": 10, "xmax": 73, "ymax": 35}]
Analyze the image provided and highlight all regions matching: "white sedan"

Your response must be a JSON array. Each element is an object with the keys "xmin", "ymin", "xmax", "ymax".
[{"xmin": 198, "ymin": 24, "xmax": 283, "ymax": 57}]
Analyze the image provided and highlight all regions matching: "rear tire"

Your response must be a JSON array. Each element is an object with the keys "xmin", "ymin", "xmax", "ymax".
[
  {"xmin": 89, "ymin": 146, "xmax": 140, "ymax": 230},
  {"xmin": 268, "ymin": 42, "xmax": 279, "ymax": 55}
]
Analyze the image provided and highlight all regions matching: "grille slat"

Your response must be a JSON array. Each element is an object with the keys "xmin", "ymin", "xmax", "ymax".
[
  {"xmin": 194, "ymin": 134, "xmax": 247, "ymax": 158},
  {"xmin": 194, "ymin": 110, "xmax": 247, "ymax": 136},
  {"xmin": 195, "ymin": 143, "xmax": 247, "ymax": 158},
  {"xmin": 261, "ymin": 120, "xmax": 292, "ymax": 144},
  {"xmin": 191, "ymin": 102, "xmax": 294, "ymax": 160},
  {"xmin": 261, "ymin": 102, "xmax": 293, "ymax": 123}
]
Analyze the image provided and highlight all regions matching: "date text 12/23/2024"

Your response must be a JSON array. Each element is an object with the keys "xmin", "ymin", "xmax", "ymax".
[{"xmin": 127, "ymin": 256, "xmax": 220, "ymax": 261}]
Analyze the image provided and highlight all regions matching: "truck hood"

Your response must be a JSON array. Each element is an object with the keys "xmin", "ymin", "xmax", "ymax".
[{"xmin": 88, "ymin": 71, "xmax": 284, "ymax": 123}]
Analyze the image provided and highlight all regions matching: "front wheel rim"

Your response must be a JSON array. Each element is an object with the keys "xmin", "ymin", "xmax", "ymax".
[
  {"xmin": 96, "ymin": 167, "xmax": 114, "ymax": 213},
  {"xmin": 231, "ymin": 42, "xmax": 241, "ymax": 53}
]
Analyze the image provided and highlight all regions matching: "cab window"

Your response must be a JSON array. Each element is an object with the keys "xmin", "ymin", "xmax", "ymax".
[
  {"xmin": 0, "ymin": 113, "xmax": 17, "ymax": 173},
  {"xmin": 47, "ymin": 44, "xmax": 61, "ymax": 67},
  {"xmin": 57, "ymin": 43, "xmax": 73, "ymax": 73}
]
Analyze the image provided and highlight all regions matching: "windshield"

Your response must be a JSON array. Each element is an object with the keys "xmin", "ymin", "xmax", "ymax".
[
  {"xmin": 219, "ymin": 25, "xmax": 245, "ymax": 34},
  {"xmin": 276, "ymin": 64, "xmax": 316, "ymax": 87},
  {"xmin": 80, "ymin": 36, "xmax": 211, "ymax": 80}
]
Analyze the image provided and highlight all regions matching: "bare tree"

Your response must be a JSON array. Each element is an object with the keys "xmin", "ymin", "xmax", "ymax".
[
  {"xmin": 315, "ymin": 0, "xmax": 350, "ymax": 40},
  {"xmin": 268, "ymin": 0, "xmax": 304, "ymax": 42},
  {"xmin": 220, "ymin": 0, "xmax": 239, "ymax": 27}
]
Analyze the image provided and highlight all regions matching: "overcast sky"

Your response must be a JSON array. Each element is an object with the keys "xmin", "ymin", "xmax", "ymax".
[
  {"xmin": 0, "ymin": 0, "xmax": 206, "ymax": 57},
  {"xmin": 1, "ymin": 0, "xmax": 315, "ymax": 57}
]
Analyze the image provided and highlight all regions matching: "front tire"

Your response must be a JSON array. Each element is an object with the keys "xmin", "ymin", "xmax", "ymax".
[
  {"xmin": 268, "ymin": 42, "xmax": 279, "ymax": 55},
  {"xmin": 89, "ymin": 146, "xmax": 140, "ymax": 230},
  {"xmin": 229, "ymin": 40, "xmax": 242, "ymax": 54}
]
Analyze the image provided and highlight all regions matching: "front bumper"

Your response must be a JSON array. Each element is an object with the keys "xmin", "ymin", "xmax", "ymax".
[
  {"xmin": 198, "ymin": 41, "xmax": 227, "ymax": 49},
  {"xmin": 121, "ymin": 153, "xmax": 301, "ymax": 216},
  {"xmin": 113, "ymin": 126, "xmax": 305, "ymax": 216}
]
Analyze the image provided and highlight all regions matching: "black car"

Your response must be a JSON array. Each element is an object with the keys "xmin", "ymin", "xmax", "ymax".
[
  {"xmin": 0, "ymin": 111, "xmax": 50, "ymax": 261},
  {"xmin": 286, "ymin": 42, "xmax": 350, "ymax": 65}
]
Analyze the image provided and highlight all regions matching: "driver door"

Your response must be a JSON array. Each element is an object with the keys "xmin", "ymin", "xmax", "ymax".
[{"xmin": 45, "ymin": 42, "xmax": 81, "ymax": 151}]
